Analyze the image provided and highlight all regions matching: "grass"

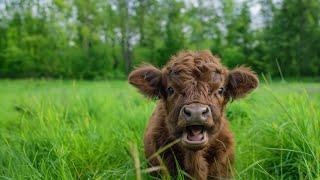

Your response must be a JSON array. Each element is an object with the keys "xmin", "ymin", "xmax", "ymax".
[{"xmin": 0, "ymin": 79, "xmax": 319, "ymax": 179}]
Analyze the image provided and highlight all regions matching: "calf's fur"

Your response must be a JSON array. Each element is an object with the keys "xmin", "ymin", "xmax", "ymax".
[{"xmin": 128, "ymin": 50, "xmax": 258, "ymax": 179}]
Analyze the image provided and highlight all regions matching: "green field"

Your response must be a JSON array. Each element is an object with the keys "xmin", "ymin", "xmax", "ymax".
[{"xmin": 0, "ymin": 80, "xmax": 319, "ymax": 179}]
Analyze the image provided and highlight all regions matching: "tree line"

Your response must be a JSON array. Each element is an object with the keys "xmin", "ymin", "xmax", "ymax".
[{"xmin": 0, "ymin": 0, "xmax": 319, "ymax": 79}]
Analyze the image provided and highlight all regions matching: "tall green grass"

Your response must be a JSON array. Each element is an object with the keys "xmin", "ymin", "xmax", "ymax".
[
  {"xmin": 0, "ymin": 80, "xmax": 319, "ymax": 179},
  {"xmin": 230, "ymin": 83, "xmax": 320, "ymax": 179}
]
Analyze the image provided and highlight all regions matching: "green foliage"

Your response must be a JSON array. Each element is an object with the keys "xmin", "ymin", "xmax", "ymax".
[
  {"xmin": 0, "ymin": 0, "xmax": 319, "ymax": 79},
  {"xmin": 0, "ymin": 80, "xmax": 319, "ymax": 179}
]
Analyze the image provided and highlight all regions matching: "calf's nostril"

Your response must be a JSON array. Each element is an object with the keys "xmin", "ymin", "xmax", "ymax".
[
  {"xmin": 183, "ymin": 107, "xmax": 192, "ymax": 117},
  {"xmin": 202, "ymin": 107, "xmax": 209, "ymax": 116}
]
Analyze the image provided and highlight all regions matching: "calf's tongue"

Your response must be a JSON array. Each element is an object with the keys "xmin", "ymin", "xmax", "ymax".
[
  {"xmin": 187, "ymin": 125, "xmax": 204, "ymax": 141},
  {"xmin": 187, "ymin": 133, "xmax": 204, "ymax": 141}
]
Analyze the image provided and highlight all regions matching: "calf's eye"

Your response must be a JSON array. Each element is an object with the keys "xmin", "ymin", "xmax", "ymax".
[
  {"xmin": 218, "ymin": 87, "xmax": 224, "ymax": 95},
  {"xmin": 167, "ymin": 87, "xmax": 175, "ymax": 96}
]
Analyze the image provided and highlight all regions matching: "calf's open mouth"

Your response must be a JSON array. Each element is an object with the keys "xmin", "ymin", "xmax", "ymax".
[{"xmin": 181, "ymin": 125, "xmax": 208, "ymax": 149}]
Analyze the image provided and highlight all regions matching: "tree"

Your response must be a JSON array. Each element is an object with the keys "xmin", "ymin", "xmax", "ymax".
[{"xmin": 266, "ymin": 0, "xmax": 320, "ymax": 76}]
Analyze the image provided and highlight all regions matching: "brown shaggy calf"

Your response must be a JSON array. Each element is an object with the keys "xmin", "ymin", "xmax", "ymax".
[{"xmin": 128, "ymin": 50, "xmax": 258, "ymax": 179}]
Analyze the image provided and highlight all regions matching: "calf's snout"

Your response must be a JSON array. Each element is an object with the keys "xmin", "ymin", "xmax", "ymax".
[{"xmin": 180, "ymin": 103, "xmax": 211, "ymax": 122}]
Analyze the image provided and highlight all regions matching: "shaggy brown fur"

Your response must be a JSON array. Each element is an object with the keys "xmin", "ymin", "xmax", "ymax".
[{"xmin": 128, "ymin": 50, "xmax": 258, "ymax": 179}]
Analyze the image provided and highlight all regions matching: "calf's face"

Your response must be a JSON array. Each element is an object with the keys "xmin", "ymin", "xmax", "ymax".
[{"xmin": 129, "ymin": 51, "xmax": 258, "ymax": 150}]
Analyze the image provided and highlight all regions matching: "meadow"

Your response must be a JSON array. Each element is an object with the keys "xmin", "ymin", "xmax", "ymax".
[{"xmin": 0, "ymin": 80, "xmax": 319, "ymax": 179}]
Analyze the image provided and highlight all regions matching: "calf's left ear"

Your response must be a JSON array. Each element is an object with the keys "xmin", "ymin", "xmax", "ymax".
[
  {"xmin": 128, "ymin": 65, "xmax": 163, "ymax": 98},
  {"xmin": 226, "ymin": 66, "xmax": 259, "ymax": 100}
]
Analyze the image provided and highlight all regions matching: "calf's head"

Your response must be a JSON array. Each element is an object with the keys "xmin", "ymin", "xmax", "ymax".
[{"xmin": 129, "ymin": 51, "xmax": 258, "ymax": 150}]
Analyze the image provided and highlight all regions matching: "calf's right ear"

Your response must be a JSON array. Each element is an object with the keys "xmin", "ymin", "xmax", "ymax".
[{"xmin": 128, "ymin": 65, "xmax": 163, "ymax": 98}]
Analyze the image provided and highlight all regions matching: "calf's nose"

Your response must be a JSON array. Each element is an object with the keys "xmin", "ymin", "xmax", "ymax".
[{"xmin": 181, "ymin": 103, "xmax": 211, "ymax": 122}]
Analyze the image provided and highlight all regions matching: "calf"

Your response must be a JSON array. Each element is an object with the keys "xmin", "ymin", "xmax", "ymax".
[{"xmin": 128, "ymin": 50, "xmax": 258, "ymax": 179}]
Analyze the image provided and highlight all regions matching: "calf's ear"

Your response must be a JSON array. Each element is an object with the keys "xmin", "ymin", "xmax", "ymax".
[
  {"xmin": 128, "ymin": 65, "xmax": 163, "ymax": 98},
  {"xmin": 226, "ymin": 66, "xmax": 259, "ymax": 100}
]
